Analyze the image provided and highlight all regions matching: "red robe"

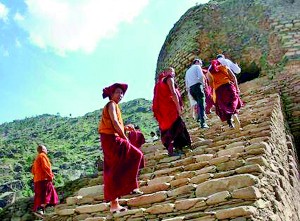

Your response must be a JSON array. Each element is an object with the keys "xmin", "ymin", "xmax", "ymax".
[
  {"xmin": 128, "ymin": 130, "xmax": 145, "ymax": 149},
  {"xmin": 152, "ymin": 74, "xmax": 191, "ymax": 150},
  {"xmin": 152, "ymin": 76, "xmax": 181, "ymax": 131},
  {"xmin": 99, "ymin": 101, "xmax": 144, "ymax": 202}
]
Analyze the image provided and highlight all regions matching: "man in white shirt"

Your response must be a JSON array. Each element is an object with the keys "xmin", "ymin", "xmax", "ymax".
[
  {"xmin": 185, "ymin": 58, "xmax": 209, "ymax": 128},
  {"xmin": 217, "ymin": 54, "xmax": 241, "ymax": 75}
]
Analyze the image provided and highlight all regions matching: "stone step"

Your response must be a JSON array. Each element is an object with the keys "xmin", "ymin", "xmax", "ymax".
[
  {"xmin": 50, "ymin": 176, "xmax": 261, "ymax": 220},
  {"xmin": 46, "ymin": 83, "xmax": 291, "ymax": 221}
]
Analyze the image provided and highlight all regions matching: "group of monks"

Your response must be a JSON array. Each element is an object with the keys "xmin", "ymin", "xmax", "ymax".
[
  {"xmin": 31, "ymin": 54, "xmax": 243, "ymax": 216},
  {"xmin": 186, "ymin": 55, "xmax": 243, "ymax": 130},
  {"xmin": 97, "ymin": 54, "xmax": 243, "ymax": 213}
]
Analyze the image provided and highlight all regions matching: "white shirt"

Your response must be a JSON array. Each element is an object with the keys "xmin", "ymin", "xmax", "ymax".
[
  {"xmin": 217, "ymin": 57, "xmax": 241, "ymax": 74},
  {"xmin": 185, "ymin": 64, "xmax": 205, "ymax": 89}
]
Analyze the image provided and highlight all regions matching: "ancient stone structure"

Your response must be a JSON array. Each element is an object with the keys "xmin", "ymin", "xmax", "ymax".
[
  {"xmin": 156, "ymin": 0, "xmax": 300, "ymax": 149},
  {"xmin": 1, "ymin": 0, "xmax": 299, "ymax": 220},
  {"xmin": 39, "ymin": 77, "xmax": 300, "ymax": 221}
]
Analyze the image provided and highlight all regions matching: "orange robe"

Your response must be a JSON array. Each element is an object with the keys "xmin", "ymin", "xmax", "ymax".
[
  {"xmin": 32, "ymin": 152, "xmax": 58, "ymax": 211},
  {"xmin": 32, "ymin": 152, "xmax": 54, "ymax": 182},
  {"xmin": 209, "ymin": 65, "xmax": 243, "ymax": 121},
  {"xmin": 98, "ymin": 101, "xmax": 124, "ymax": 135}
]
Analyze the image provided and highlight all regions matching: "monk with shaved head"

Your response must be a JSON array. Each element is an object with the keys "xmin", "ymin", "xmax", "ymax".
[{"xmin": 32, "ymin": 144, "xmax": 58, "ymax": 218}]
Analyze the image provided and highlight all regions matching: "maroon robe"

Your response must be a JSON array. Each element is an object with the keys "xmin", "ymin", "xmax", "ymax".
[
  {"xmin": 33, "ymin": 180, "xmax": 59, "ymax": 211},
  {"xmin": 215, "ymin": 83, "xmax": 243, "ymax": 121},
  {"xmin": 153, "ymin": 73, "xmax": 191, "ymax": 151},
  {"xmin": 128, "ymin": 130, "xmax": 145, "ymax": 149},
  {"xmin": 100, "ymin": 133, "xmax": 144, "ymax": 202}
]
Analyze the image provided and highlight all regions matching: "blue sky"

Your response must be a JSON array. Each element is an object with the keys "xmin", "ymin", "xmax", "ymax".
[{"xmin": 0, "ymin": 0, "xmax": 209, "ymax": 124}]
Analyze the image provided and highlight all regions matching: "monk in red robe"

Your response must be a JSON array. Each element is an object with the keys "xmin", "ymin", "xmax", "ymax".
[
  {"xmin": 152, "ymin": 67, "xmax": 191, "ymax": 156},
  {"xmin": 32, "ymin": 145, "xmax": 59, "ymax": 218},
  {"xmin": 207, "ymin": 60, "xmax": 243, "ymax": 129},
  {"xmin": 98, "ymin": 83, "xmax": 144, "ymax": 214}
]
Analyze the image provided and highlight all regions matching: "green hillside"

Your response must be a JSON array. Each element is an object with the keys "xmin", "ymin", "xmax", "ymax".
[{"xmin": 0, "ymin": 98, "xmax": 157, "ymax": 203}]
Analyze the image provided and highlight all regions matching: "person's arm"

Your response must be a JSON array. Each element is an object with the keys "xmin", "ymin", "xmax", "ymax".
[
  {"xmin": 228, "ymin": 59, "xmax": 241, "ymax": 74},
  {"xmin": 166, "ymin": 77, "xmax": 182, "ymax": 115},
  {"xmin": 107, "ymin": 102, "xmax": 128, "ymax": 139},
  {"xmin": 196, "ymin": 66, "xmax": 205, "ymax": 87},
  {"xmin": 227, "ymin": 68, "xmax": 240, "ymax": 93},
  {"xmin": 124, "ymin": 124, "xmax": 134, "ymax": 132}
]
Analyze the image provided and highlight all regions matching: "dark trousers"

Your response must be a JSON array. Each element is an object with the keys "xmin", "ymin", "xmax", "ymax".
[{"xmin": 190, "ymin": 83, "xmax": 206, "ymax": 124}]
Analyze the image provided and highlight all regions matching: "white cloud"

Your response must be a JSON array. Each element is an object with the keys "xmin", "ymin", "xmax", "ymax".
[
  {"xmin": 14, "ymin": 12, "xmax": 24, "ymax": 21},
  {"xmin": 0, "ymin": 2, "xmax": 8, "ymax": 22},
  {"xmin": 17, "ymin": 0, "xmax": 149, "ymax": 55}
]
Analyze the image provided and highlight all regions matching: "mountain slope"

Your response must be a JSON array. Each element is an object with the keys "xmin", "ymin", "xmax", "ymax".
[{"xmin": 0, "ymin": 98, "xmax": 157, "ymax": 205}]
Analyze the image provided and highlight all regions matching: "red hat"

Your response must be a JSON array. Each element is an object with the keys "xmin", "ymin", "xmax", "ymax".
[
  {"xmin": 209, "ymin": 59, "xmax": 221, "ymax": 72},
  {"xmin": 102, "ymin": 83, "xmax": 128, "ymax": 99}
]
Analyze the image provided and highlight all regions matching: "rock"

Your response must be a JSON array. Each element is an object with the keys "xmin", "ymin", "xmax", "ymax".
[
  {"xmin": 127, "ymin": 191, "xmax": 168, "ymax": 207},
  {"xmin": 77, "ymin": 185, "xmax": 103, "ymax": 197},
  {"xmin": 196, "ymin": 174, "xmax": 258, "ymax": 197},
  {"xmin": 206, "ymin": 191, "xmax": 231, "ymax": 205},
  {"xmin": 84, "ymin": 217, "xmax": 106, "ymax": 221},
  {"xmin": 0, "ymin": 181, "xmax": 24, "ymax": 194},
  {"xmin": 209, "ymin": 155, "xmax": 230, "ymax": 165},
  {"xmin": 162, "ymin": 216, "xmax": 185, "ymax": 221},
  {"xmin": 56, "ymin": 208, "xmax": 75, "ymax": 216},
  {"xmin": 235, "ymin": 164, "xmax": 263, "ymax": 174},
  {"xmin": 170, "ymin": 178, "xmax": 190, "ymax": 188},
  {"xmin": 140, "ymin": 183, "xmax": 170, "ymax": 194},
  {"xmin": 75, "ymin": 203, "xmax": 109, "ymax": 214},
  {"xmin": 175, "ymin": 197, "xmax": 206, "ymax": 210},
  {"xmin": 167, "ymin": 184, "xmax": 196, "ymax": 197},
  {"xmin": 232, "ymin": 186, "xmax": 262, "ymax": 199},
  {"xmin": 146, "ymin": 203, "xmax": 174, "ymax": 214},
  {"xmin": 148, "ymin": 176, "xmax": 175, "ymax": 186},
  {"xmin": 0, "ymin": 192, "xmax": 16, "ymax": 207},
  {"xmin": 215, "ymin": 206, "xmax": 258, "ymax": 219}
]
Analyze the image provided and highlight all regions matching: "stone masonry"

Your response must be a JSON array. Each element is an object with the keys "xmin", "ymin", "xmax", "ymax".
[
  {"xmin": 39, "ymin": 0, "xmax": 300, "ymax": 221},
  {"xmin": 155, "ymin": 0, "xmax": 300, "ymax": 148},
  {"xmin": 42, "ymin": 77, "xmax": 300, "ymax": 220},
  {"xmin": 41, "ymin": 0, "xmax": 300, "ymax": 220},
  {"xmin": 1, "ymin": 0, "xmax": 299, "ymax": 220}
]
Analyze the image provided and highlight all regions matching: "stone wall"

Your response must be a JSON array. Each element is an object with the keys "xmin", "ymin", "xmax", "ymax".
[
  {"xmin": 34, "ymin": 78, "xmax": 300, "ymax": 221},
  {"xmin": 0, "ymin": 0, "xmax": 300, "ymax": 220},
  {"xmin": 156, "ymin": 0, "xmax": 300, "ymax": 150}
]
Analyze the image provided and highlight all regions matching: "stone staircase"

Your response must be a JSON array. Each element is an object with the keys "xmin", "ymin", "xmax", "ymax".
[{"xmin": 43, "ymin": 77, "xmax": 300, "ymax": 221}]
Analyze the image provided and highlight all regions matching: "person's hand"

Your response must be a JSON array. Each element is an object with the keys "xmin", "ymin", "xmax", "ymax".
[{"xmin": 125, "ymin": 124, "xmax": 135, "ymax": 131}]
